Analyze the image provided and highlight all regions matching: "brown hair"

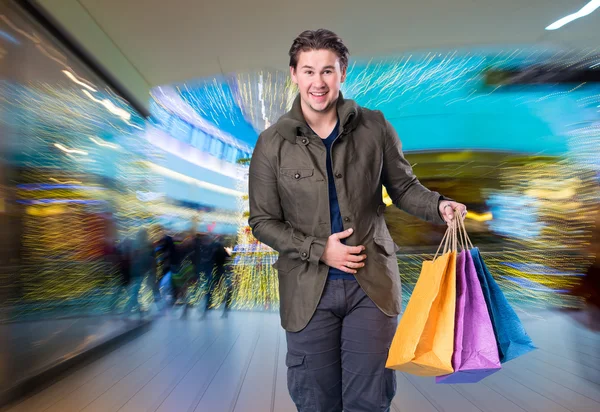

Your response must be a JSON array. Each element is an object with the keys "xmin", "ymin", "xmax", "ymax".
[{"xmin": 288, "ymin": 29, "xmax": 349, "ymax": 71}]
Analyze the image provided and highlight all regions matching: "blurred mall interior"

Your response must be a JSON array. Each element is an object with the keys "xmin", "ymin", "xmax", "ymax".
[{"xmin": 0, "ymin": 0, "xmax": 599, "ymax": 411}]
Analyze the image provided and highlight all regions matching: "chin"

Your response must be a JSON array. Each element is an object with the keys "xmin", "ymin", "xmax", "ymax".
[{"xmin": 308, "ymin": 99, "xmax": 334, "ymax": 113}]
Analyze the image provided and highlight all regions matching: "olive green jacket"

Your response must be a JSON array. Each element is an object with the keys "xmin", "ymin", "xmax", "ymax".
[{"xmin": 249, "ymin": 93, "xmax": 446, "ymax": 332}]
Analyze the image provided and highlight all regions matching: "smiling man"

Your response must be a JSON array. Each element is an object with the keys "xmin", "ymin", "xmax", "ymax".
[{"xmin": 249, "ymin": 29, "xmax": 466, "ymax": 411}]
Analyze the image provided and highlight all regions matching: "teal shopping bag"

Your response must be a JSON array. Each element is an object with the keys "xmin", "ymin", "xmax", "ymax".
[{"xmin": 470, "ymin": 248, "xmax": 536, "ymax": 363}]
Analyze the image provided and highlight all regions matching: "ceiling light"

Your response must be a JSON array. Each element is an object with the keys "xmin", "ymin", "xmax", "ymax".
[
  {"xmin": 82, "ymin": 89, "xmax": 132, "ymax": 121},
  {"xmin": 62, "ymin": 70, "xmax": 96, "ymax": 92},
  {"xmin": 546, "ymin": 0, "xmax": 600, "ymax": 30},
  {"xmin": 53, "ymin": 143, "xmax": 88, "ymax": 155},
  {"xmin": 144, "ymin": 162, "xmax": 245, "ymax": 197},
  {"xmin": 90, "ymin": 136, "xmax": 119, "ymax": 149}
]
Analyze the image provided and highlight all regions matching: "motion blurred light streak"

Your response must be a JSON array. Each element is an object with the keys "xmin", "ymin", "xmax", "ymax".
[
  {"xmin": 546, "ymin": 0, "xmax": 600, "ymax": 30},
  {"xmin": 1, "ymin": 87, "xmax": 159, "ymax": 318},
  {"xmin": 6, "ymin": 1, "xmax": 600, "ymax": 317},
  {"xmin": 144, "ymin": 162, "xmax": 244, "ymax": 197},
  {"xmin": 189, "ymin": 48, "xmax": 600, "ymax": 312}
]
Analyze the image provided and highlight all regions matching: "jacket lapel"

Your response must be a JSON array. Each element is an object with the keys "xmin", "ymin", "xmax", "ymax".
[{"xmin": 275, "ymin": 92, "xmax": 361, "ymax": 142}]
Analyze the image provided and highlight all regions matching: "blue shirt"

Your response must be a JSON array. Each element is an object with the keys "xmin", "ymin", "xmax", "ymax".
[{"xmin": 319, "ymin": 120, "xmax": 356, "ymax": 281}]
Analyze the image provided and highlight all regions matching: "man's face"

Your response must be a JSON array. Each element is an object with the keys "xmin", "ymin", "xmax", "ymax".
[{"xmin": 290, "ymin": 49, "xmax": 346, "ymax": 116}]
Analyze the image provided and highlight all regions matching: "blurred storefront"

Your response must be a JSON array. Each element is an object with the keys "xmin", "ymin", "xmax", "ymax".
[{"xmin": 0, "ymin": 0, "xmax": 159, "ymax": 403}]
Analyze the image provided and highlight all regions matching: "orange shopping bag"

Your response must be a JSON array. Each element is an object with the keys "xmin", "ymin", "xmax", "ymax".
[{"xmin": 386, "ymin": 220, "xmax": 458, "ymax": 376}]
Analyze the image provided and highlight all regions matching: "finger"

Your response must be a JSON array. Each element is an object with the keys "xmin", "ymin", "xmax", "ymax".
[
  {"xmin": 444, "ymin": 208, "xmax": 455, "ymax": 222},
  {"xmin": 346, "ymin": 254, "xmax": 367, "ymax": 263},
  {"xmin": 346, "ymin": 245, "xmax": 365, "ymax": 254},
  {"xmin": 337, "ymin": 265, "xmax": 357, "ymax": 274},
  {"xmin": 334, "ymin": 228, "xmax": 354, "ymax": 240},
  {"xmin": 453, "ymin": 206, "xmax": 466, "ymax": 219},
  {"xmin": 344, "ymin": 261, "xmax": 365, "ymax": 269}
]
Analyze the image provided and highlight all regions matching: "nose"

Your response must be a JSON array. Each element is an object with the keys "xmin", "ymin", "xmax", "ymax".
[{"xmin": 314, "ymin": 74, "xmax": 326, "ymax": 88}]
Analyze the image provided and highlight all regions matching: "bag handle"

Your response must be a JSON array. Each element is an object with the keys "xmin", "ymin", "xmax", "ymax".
[
  {"xmin": 443, "ymin": 220, "xmax": 452, "ymax": 255},
  {"xmin": 457, "ymin": 213, "xmax": 474, "ymax": 249},
  {"xmin": 434, "ymin": 223, "xmax": 451, "ymax": 260},
  {"xmin": 434, "ymin": 209, "xmax": 476, "ymax": 259},
  {"xmin": 433, "ymin": 226, "xmax": 449, "ymax": 260},
  {"xmin": 456, "ymin": 213, "xmax": 468, "ymax": 251},
  {"xmin": 434, "ymin": 217, "xmax": 458, "ymax": 260},
  {"xmin": 451, "ymin": 217, "xmax": 458, "ymax": 252}
]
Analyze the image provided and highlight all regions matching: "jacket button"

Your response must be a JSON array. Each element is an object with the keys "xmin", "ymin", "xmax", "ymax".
[
  {"xmin": 301, "ymin": 252, "xmax": 307, "ymax": 258},
  {"xmin": 344, "ymin": 216, "xmax": 351, "ymax": 222},
  {"xmin": 335, "ymin": 173, "xmax": 342, "ymax": 178},
  {"xmin": 294, "ymin": 173, "xmax": 300, "ymax": 179},
  {"xmin": 302, "ymin": 138, "xmax": 308, "ymax": 144}
]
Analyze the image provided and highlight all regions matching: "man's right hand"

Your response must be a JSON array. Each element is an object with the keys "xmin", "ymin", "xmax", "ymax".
[{"xmin": 320, "ymin": 228, "xmax": 367, "ymax": 274}]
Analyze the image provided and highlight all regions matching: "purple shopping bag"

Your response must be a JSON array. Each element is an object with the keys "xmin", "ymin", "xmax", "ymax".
[{"xmin": 436, "ymin": 249, "xmax": 501, "ymax": 383}]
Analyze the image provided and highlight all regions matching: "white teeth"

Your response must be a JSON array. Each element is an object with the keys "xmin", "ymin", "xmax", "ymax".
[{"xmin": 311, "ymin": 92, "xmax": 326, "ymax": 96}]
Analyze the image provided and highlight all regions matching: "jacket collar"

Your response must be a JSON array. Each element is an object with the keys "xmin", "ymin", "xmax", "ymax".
[{"xmin": 275, "ymin": 91, "xmax": 361, "ymax": 143}]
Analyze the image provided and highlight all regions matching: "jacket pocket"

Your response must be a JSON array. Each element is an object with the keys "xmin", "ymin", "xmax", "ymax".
[
  {"xmin": 280, "ymin": 168, "xmax": 314, "ymax": 180},
  {"xmin": 273, "ymin": 256, "xmax": 304, "ymax": 273},
  {"xmin": 373, "ymin": 237, "xmax": 399, "ymax": 256},
  {"xmin": 278, "ymin": 168, "xmax": 316, "ymax": 225}
]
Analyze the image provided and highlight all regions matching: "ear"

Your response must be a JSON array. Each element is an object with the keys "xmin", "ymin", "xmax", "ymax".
[
  {"xmin": 340, "ymin": 65, "xmax": 347, "ymax": 83},
  {"xmin": 290, "ymin": 66, "xmax": 299, "ymax": 85}
]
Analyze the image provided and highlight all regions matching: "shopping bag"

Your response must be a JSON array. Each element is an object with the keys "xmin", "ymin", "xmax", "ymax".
[
  {"xmin": 386, "ymin": 221, "xmax": 457, "ymax": 376},
  {"xmin": 470, "ymin": 245, "xmax": 536, "ymax": 363},
  {"xmin": 436, "ymin": 217, "xmax": 501, "ymax": 383}
]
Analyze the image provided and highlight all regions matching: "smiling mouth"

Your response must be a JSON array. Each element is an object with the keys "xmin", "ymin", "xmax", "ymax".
[{"xmin": 310, "ymin": 91, "xmax": 327, "ymax": 97}]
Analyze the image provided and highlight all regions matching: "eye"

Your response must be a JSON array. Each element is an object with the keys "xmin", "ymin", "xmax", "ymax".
[
  {"xmin": 324, "ymin": 70, "xmax": 332, "ymax": 74},
  {"xmin": 305, "ymin": 70, "xmax": 313, "ymax": 75}
]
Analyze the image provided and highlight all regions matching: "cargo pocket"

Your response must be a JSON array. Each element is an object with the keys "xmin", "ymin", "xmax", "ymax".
[
  {"xmin": 382, "ymin": 368, "xmax": 397, "ymax": 409},
  {"xmin": 286, "ymin": 352, "xmax": 315, "ymax": 411}
]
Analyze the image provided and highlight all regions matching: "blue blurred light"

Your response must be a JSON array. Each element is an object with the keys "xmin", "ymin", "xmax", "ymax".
[
  {"xmin": 0, "ymin": 29, "xmax": 20, "ymax": 44},
  {"xmin": 17, "ymin": 184, "xmax": 106, "ymax": 191},
  {"xmin": 178, "ymin": 82, "xmax": 258, "ymax": 147}
]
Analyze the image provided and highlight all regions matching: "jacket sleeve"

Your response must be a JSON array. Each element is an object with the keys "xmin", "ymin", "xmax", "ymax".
[
  {"xmin": 248, "ymin": 135, "xmax": 327, "ymax": 264},
  {"xmin": 381, "ymin": 118, "xmax": 448, "ymax": 224}
]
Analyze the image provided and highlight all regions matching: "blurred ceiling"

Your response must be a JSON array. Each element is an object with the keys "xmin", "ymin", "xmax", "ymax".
[{"xmin": 36, "ymin": 0, "xmax": 600, "ymax": 110}]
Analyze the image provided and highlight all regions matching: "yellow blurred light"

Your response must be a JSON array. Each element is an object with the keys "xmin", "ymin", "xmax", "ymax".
[
  {"xmin": 524, "ymin": 187, "xmax": 575, "ymax": 200},
  {"xmin": 437, "ymin": 152, "xmax": 473, "ymax": 162},
  {"xmin": 25, "ymin": 205, "xmax": 67, "ymax": 216},
  {"xmin": 466, "ymin": 211, "xmax": 493, "ymax": 222},
  {"xmin": 382, "ymin": 186, "xmax": 393, "ymax": 206},
  {"xmin": 50, "ymin": 178, "xmax": 82, "ymax": 184}
]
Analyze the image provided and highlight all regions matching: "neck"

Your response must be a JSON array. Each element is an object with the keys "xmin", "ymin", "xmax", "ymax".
[{"xmin": 301, "ymin": 97, "xmax": 338, "ymax": 132}]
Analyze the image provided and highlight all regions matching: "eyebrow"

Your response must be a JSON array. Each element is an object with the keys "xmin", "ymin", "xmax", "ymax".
[{"xmin": 301, "ymin": 65, "xmax": 336, "ymax": 70}]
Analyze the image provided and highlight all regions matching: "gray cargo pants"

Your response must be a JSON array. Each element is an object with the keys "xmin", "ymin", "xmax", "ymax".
[{"xmin": 285, "ymin": 279, "xmax": 398, "ymax": 411}]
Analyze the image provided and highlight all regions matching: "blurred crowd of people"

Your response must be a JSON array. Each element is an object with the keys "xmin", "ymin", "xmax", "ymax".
[{"xmin": 104, "ymin": 227, "xmax": 234, "ymax": 318}]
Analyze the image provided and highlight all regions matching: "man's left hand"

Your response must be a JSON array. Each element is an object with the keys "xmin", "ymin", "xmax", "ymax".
[{"xmin": 439, "ymin": 200, "xmax": 467, "ymax": 225}]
